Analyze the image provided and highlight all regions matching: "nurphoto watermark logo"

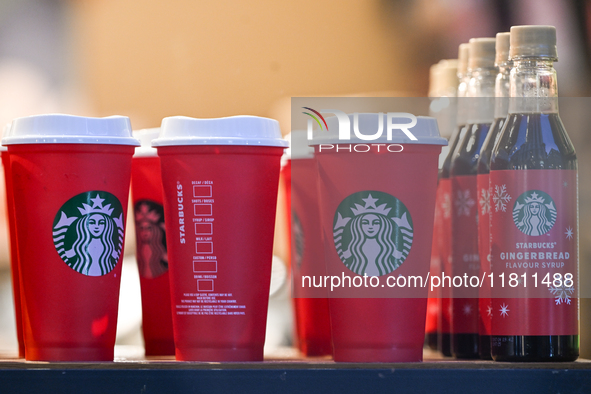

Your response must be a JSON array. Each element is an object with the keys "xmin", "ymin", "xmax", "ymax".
[{"xmin": 302, "ymin": 108, "xmax": 418, "ymax": 153}]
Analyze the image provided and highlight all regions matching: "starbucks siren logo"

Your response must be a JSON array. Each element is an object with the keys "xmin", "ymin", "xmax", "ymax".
[
  {"xmin": 53, "ymin": 191, "xmax": 125, "ymax": 276},
  {"xmin": 513, "ymin": 190, "xmax": 557, "ymax": 236},
  {"xmin": 333, "ymin": 191, "xmax": 413, "ymax": 276},
  {"xmin": 135, "ymin": 200, "xmax": 168, "ymax": 279}
]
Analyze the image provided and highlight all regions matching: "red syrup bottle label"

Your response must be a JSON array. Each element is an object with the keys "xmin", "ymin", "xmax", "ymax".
[
  {"xmin": 490, "ymin": 169, "xmax": 578, "ymax": 336},
  {"xmin": 426, "ymin": 183, "xmax": 444, "ymax": 334},
  {"xmin": 438, "ymin": 178, "xmax": 452, "ymax": 334},
  {"xmin": 451, "ymin": 175, "xmax": 479, "ymax": 334},
  {"xmin": 477, "ymin": 173, "xmax": 492, "ymax": 337}
]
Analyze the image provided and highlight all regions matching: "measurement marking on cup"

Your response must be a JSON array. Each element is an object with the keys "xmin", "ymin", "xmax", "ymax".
[
  {"xmin": 193, "ymin": 181, "xmax": 216, "ymax": 292},
  {"xmin": 174, "ymin": 181, "xmax": 247, "ymax": 317},
  {"xmin": 177, "ymin": 182, "xmax": 186, "ymax": 244}
]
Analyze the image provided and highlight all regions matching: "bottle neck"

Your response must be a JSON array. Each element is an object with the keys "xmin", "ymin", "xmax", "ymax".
[
  {"xmin": 509, "ymin": 59, "xmax": 558, "ymax": 114},
  {"xmin": 494, "ymin": 62, "xmax": 512, "ymax": 119},
  {"xmin": 456, "ymin": 72, "xmax": 471, "ymax": 125},
  {"xmin": 457, "ymin": 72, "xmax": 470, "ymax": 98},
  {"xmin": 466, "ymin": 67, "xmax": 497, "ymax": 124},
  {"xmin": 467, "ymin": 67, "xmax": 497, "ymax": 98}
]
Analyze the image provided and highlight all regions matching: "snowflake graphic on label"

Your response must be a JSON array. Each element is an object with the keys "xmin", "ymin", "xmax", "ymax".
[
  {"xmin": 499, "ymin": 303, "xmax": 510, "ymax": 317},
  {"xmin": 479, "ymin": 188, "xmax": 490, "ymax": 216},
  {"xmin": 513, "ymin": 190, "xmax": 557, "ymax": 236},
  {"xmin": 486, "ymin": 304, "xmax": 493, "ymax": 317},
  {"xmin": 549, "ymin": 284, "xmax": 575, "ymax": 305},
  {"xmin": 455, "ymin": 189, "xmax": 475, "ymax": 217},
  {"xmin": 441, "ymin": 192, "xmax": 451, "ymax": 219},
  {"xmin": 333, "ymin": 191, "xmax": 413, "ymax": 277},
  {"xmin": 493, "ymin": 184, "xmax": 511, "ymax": 212},
  {"xmin": 463, "ymin": 303, "xmax": 472, "ymax": 315},
  {"xmin": 53, "ymin": 191, "xmax": 125, "ymax": 276},
  {"xmin": 565, "ymin": 227, "xmax": 574, "ymax": 240}
]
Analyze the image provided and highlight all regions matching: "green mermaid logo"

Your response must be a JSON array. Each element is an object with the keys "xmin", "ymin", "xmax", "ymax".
[
  {"xmin": 333, "ymin": 191, "xmax": 413, "ymax": 276},
  {"xmin": 53, "ymin": 191, "xmax": 125, "ymax": 276},
  {"xmin": 513, "ymin": 190, "xmax": 557, "ymax": 236}
]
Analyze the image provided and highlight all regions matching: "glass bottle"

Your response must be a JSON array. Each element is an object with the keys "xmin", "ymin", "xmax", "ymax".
[
  {"xmin": 438, "ymin": 43, "xmax": 469, "ymax": 357},
  {"xmin": 450, "ymin": 37, "xmax": 497, "ymax": 359},
  {"xmin": 475, "ymin": 32, "xmax": 511, "ymax": 360},
  {"xmin": 427, "ymin": 59, "xmax": 458, "ymax": 352},
  {"xmin": 489, "ymin": 25, "xmax": 578, "ymax": 362}
]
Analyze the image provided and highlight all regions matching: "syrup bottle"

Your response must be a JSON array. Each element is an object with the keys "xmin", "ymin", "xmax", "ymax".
[
  {"xmin": 438, "ymin": 43, "xmax": 469, "ymax": 357},
  {"xmin": 427, "ymin": 59, "xmax": 458, "ymax": 352},
  {"xmin": 475, "ymin": 32, "xmax": 511, "ymax": 360},
  {"xmin": 490, "ymin": 25, "xmax": 578, "ymax": 361},
  {"xmin": 450, "ymin": 37, "xmax": 497, "ymax": 359}
]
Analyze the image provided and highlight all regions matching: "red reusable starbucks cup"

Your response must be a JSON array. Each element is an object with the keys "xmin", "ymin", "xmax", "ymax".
[
  {"xmin": 131, "ymin": 128, "xmax": 175, "ymax": 356},
  {"xmin": 153, "ymin": 115, "xmax": 287, "ymax": 361},
  {"xmin": 2, "ymin": 114, "xmax": 139, "ymax": 361},
  {"xmin": 308, "ymin": 113, "xmax": 446, "ymax": 362},
  {"xmin": 284, "ymin": 131, "xmax": 332, "ymax": 357},
  {"xmin": 0, "ymin": 134, "xmax": 25, "ymax": 358}
]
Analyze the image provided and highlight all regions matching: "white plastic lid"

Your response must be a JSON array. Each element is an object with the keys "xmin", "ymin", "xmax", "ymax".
[
  {"xmin": 510, "ymin": 25, "xmax": 557, "ymax": 60},
  {"xmin": 133, "ymin": 127, "xmax": 160, "ymax": 157},
  {"xmin": 428, "ymin": 63, "xmax": 441, "ymax": 97},
  {"xmin": 468, "ymin": 37, "xmax": 496, "ymax": 70},
  {"xmin": 2, "ymin": 114, "xmax": 139, "ymax": 146},
  {"xmin": 495, "ymin": 32, "xmax": 511, "ymax": 66},
  {"xmin": 152, "ymin": 115, "xmax": 288, "ymax": 147},
  {"xmin": 458, "ymin": 43, "xmax": 470, "ymax": 75},
  {"xmin": 285, "ymin": 130, "xmax": 314, "ymax": 160},
  {"xmin": 437, "ymin": 59, "xmax": 459, "ymax": 94},
  {"xmin": 308, "ymin": 113, "xmax": 447, "ymax": 146},
  {"xmin": 0, "ymin": 123, "xmax": 10, "ymax": 152}
]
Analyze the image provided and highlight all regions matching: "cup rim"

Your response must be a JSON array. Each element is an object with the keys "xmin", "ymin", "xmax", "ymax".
[
  {"xmin": 152, "ymin": 115, "xmax": 289, "ymax": 148},
  {"xmin": 1, "ymin": 114, "xmax": 140, "ymax": 146}
]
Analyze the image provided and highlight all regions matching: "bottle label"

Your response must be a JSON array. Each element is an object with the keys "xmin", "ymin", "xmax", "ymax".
[
  {"xmin": 477, "ymin": 173, "xmax": 492, "ymax": 336},
  {"xmin": 427, "ymin": 181, "xmax": 444, "ymax": 334},
  {"xmin": 451, "ymin": 175, "xmax": 479, "ymax": 334},
  {"xmin": 438, "ymin": 178, "xmax": 452, "ymax": 334},
  {"xmin": 490, "ymin": 170, "xmax": 578, "ymax": 336}
]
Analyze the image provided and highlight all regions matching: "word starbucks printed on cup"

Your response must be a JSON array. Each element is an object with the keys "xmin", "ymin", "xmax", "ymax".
[
  {"xmin": 333, "ymin": 191, "xmax": 413, "ymax": 277},
  {"xmin": 53, "ymin": 191, "xmax": 125, "ymax": 276}
]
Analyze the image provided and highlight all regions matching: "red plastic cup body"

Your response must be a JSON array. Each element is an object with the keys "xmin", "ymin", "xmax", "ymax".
[
  {"xmin": 157, "ymin": 145, "xmax": 283, "ymax": 361},
  {"xmin": 1, "ymin": 151, "xmax": 25, "ymax": 358},
  {"xmin": 315, "ymin": 144, "xmax": 440, "ymax": 362},
  {"xmin": 281, "ymin": 160, "xmax": 291, "ymax": 269},
  {"xmin": 8, "ymin": 144, "xmax": 134, "ymax": 361},
  {"xmin": 131, "ymin": 155, "xmax": 175, "ymax": 356},
  {"xmin": 286, "ymin": 158, "xmax": 332, "ymax": 356}
]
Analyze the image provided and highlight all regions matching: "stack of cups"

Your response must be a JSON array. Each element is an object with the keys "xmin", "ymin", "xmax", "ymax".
[
  {"xmin": 307, "ymin": 113, "xmax": 446, "ymax": 362},
  {"xmin": 131, "ymin": 128, "xmax": 175, "ymax": 356},
  {"xmin": 0, "ymin": 125, "xmax": 24, "ymax": 358},
  {"xmin": 2, "ymin": 114, "xmax": 139, "ymax": 361},
  {"xmin": 285, "ymin": 130, "xmax": 332, "ymax": 357},
  {"xmin": 152, "ymin": 115, "xmax": 288, "ymax": 361}
]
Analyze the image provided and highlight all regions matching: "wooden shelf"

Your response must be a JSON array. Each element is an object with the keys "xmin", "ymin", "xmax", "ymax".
[{"xmin": 0, "ymin": 353, "xmax": 590, "ymax": 393}]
